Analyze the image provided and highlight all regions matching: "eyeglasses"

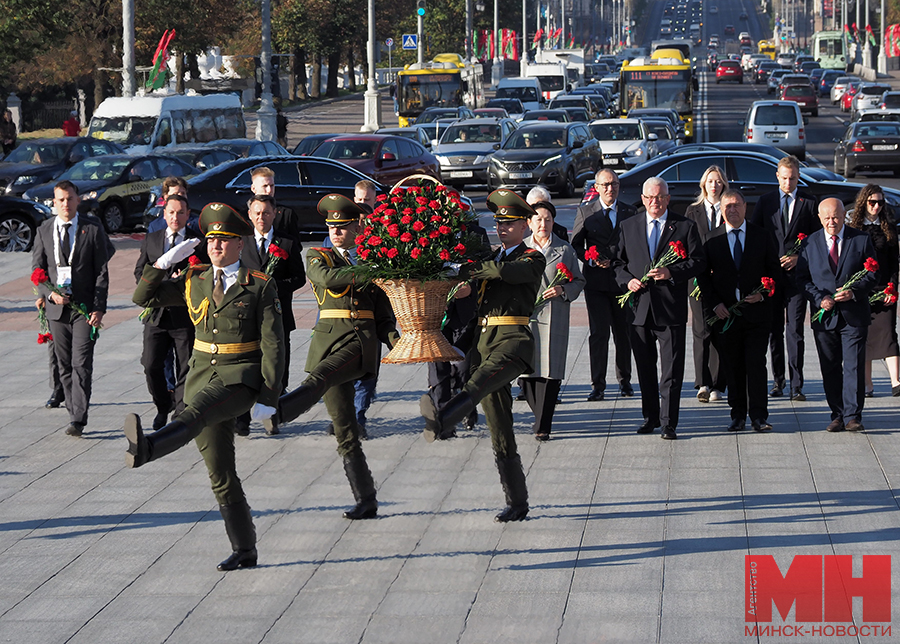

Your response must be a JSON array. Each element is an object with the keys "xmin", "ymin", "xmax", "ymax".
[
  {"xmin": 641, "ymin": 194, "xmax": 668, "ymax": 202},
  {"xmin": 598, "ymin": 181, "xmax": 620, "ymax": 188},
  {"xmin": 868, "ymin": 199, "xmax": 885, "ymax": 206}
]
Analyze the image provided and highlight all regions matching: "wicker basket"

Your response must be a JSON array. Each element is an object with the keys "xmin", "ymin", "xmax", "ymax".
[{"xmin": 375, "ymin": 278, "xmax": 464, "ymax": 364}]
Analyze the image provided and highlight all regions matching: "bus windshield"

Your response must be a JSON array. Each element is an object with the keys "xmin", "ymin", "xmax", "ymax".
[
  {"xmin": 623, "ymin": 77, "xmax": 691, "ymax": 113},
  {"xmin": 89, "ymin": 116, "xmax": 157, "ymax": 146},
  {"xmin": 398, "ymin": 74, "xmax": 462, "ymax": 115}
]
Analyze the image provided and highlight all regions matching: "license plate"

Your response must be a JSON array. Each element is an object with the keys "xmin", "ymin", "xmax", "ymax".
[
  {"xmin": 449, "ymin": 171, "xmax": 473, "ymax": 178},
  {"xmin": 509, "ymin": 172, "xmax": 531, "ymax": 179},
  {"xmin": 873, "ymin": 144, "xmax": 897, "ymax": 151},
  {"xmin": 766, "ymin": 132, "xmax": 786, "ymax": 140}
]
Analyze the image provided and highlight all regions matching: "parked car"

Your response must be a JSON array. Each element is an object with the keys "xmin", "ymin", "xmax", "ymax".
[
  {"xmin": 415, "ymin": 106, "xmax": 475, "ymax": 124},
  {"xmin": 0, "ymin": 195, "xmax": 53, "ymax": 251},
  {"xmin": 588, "ymin": 118, "xmax": 658, "ymax": 172},
  {"xmin": 780, "ymin": 84, "xmax": 819, "ymax": 117},
  {"xmin": 831, "ymin": 75, "xmax": 861, "ymax": 104},
  {"xmin": 0, "ymin": 137, "xmax": 123, "ymax": 197},
  {"xmin": 716, "ymin": 60, "xmax": 743, "ymax": 83},
  {"xmin": 519, "ymin": 109, "xmax": 571, "ymax": 122},
  {"xmin": 292, "ymin": 133, "xmax": 342, "ymax": 156},
  {"xmin": 207, "ymin": 138, "xmax": 290, "ymax": 158},
  {"xmin": 24, "ymin": 153, "xmax": 198, "ymax": 232},
  {"xmin": 310, "ymin": 134, "xmax": 440, "ymax": 185},
  {"xmin": 151, "ymin": 145, "xmax": 239, "ymax": 171},
  {"xmin": 487, "ymin": 121, "xmax": 601, "ymax": 197},
  {"xmin": 432, "ymin": 118, "xmax": 518, "ymax": 188},
  {"xmin": 833, "ymin": 121, "xmax": 900, "ymax": 178},
  {"xmin": 485, "ymin": 98, "xmax": 526, "ymax": 119},
  {"xmin": 851, "ymin": 83, "xmax": 892, "ymax": 119}
]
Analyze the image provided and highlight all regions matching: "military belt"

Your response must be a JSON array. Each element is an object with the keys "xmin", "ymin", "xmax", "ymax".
[
  {"xmin": 479, "ymin": 316, "xmax": 531, "ymax": 326},
  {"xmin": 194, "ymin": 340, "xmax": 261, "ymax": 354},
  {"xmin": 318, "ymin": 309, "xmax": 375, "ymax": 320}
]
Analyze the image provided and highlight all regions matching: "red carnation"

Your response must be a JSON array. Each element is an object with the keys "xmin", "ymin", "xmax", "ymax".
[
  {"xmin": 377, "ymin": 194, "xmax": 388, "ymax": 202},
  {"xmin": 439, "ymin": 249, "xmax": 450, "ymax": 260},
  {"xmin": 368, "ymin": 236, "xmax": 383, "ymax": 246},
  {"xmin": 454, "ymin": 243, "xmax": 466, "ymax": 254},
  {"xmin": 269, "ymin": 244, "xmax": 288, "ymax": 260},
  {"xmin": 669, "ymin": 240, "xmax": 687, "ymax": 259},
  {"xmin": 386, "ymin": 248, "xmax": 399, "ymax": 259},
  {"xmin": 411, "ymin": 247, "xmax": 422, "ymax": 259},
  {"xmin": 412, "ymin": 221, "xmax": 425, "ymax": 231},
  {"xmin": 401, "ymin": 210, "xmax": 413, "ymax": 218},
  {"xmin": 355, "ymin": 234, "xmax": 366, "ymax": 245},
  {"xmin": 415, "ymin": 196, "xmax": 429, "ymax": 205},
  {"xmin": 459, "ymin": 202, "xmax": 470, "ymax": 211},
  {"xmin": 416, "ymin": 206, "xmax": 427, "ymax": 214},
  {"xmin": 429, "ymin": 230, "xmax": 440, "ymax": 239},
  {"xmin": 556, "ymin": 262, "xmax": 574, "ymax": 281},
  {"xmin": 435, "ymin": 185, "xmax": 447, "ymax": 192},
  {"xmin": 761, "ymin": 276, "xmax": 776, "ymax": 297},
  {"xmin": 419, "ymin": 237, "xmax": 430, "ymax": 247},
  {"xmin": 387, "ymin": 224, "xmax": 400, "ymax": 237},
  {"xmin": 864, "ymin": 257, "xmax": 879, "ymax": 272},
  {"xmin": 439, "ymin": 225, "xmax": 451, "ymax": 235},
  {"xmin": 383, "ymin": 208, "xmax": 396, "ymax": 217},
  {"xmin": 359, "ymin": 248, "xmax": 371, "ymax": 261},
  {"xmin": 430, "ymin": 214, "xmax": 442, "ymax": 223},
  {"xmin": 390, "ymin": 196, "xmax": 402, "ymax": 204},
  {"xmin": 31, "ymin": 268, "xmax": 49, "ymax": 286},
  {"xmin": 37, "ymin": 333, "xmax": 53, "ymax": 344},
  {"xmin": 188, "ymin": 255, "xmax": 201, "ymax": 266},
  {"xmin": 797, "ymin": 232, "xmax": 807, "ymax": 241},
  {"xmin": 585, "ymin": 246, "xmax": 600, "ymax": 262},
  {"xmin": 374, "ymin": 204, "xmax": 387, "ymax": 214},
  {"xmin": 400, "ymin": 232, "xmax": 413, "ymax": 242},
  {"xmin": 428, "ymin": 200, "xmax": 441, "ymax": 209}
]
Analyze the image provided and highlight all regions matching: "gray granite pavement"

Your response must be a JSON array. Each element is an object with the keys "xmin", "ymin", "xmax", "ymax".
[{"xmin": 1, "ymin": 240, "xmax": 900, "ymax": 643}]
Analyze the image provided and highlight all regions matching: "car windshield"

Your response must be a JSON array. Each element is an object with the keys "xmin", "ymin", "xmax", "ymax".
[
  {"xmin": 58, "ymin": 157, "xmax": 131, "ymax": 181},
  {"xmin": 3, "ymin": 141, "xmax": 67, "ymax": 164},
  {"xmin": 314, "ymin": 140, "xmax": 379, "ymax": 160},
  {"xmin": 855, "ymin": 124, "xmax": 900, "ymax": 137},
  {"xmin": 441, "ymin": 124, "xmax": 501, "ymax": 143},
  {"xmin": 505, "ymin": 129, "xmax": 567, "ymax": 149},
  {"xmin": 590, "ymin": 123, "xmax": 641, "ymax": 140},
  {"xmin": 416, "ymin": 110, "xmax": 455, "ymax": 124},
  {"xmin": 862, "ymin": 86, "xmax": 891, "ymax": 96},
  {"xmin": 646, "ymin": 123, "xmax": 672, "ymax": 138},
  {"xmin": 89, "ymin": 116, "xmax": 156, "ymax": 146}
]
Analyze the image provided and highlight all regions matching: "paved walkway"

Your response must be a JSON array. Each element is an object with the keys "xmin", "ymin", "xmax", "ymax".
[{"xmin": 1, "ymin": 240, "xmax": 899, "ymax": 643}]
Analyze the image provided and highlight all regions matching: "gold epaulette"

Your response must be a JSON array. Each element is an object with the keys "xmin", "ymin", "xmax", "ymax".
[{"xmin": 250, "ymin": 270, "xmax": 270, "ymax": 280}]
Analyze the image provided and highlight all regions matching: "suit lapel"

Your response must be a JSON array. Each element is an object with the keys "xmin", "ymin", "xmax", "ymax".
[{"xmin": 654, "ymin": 216, "xmax": 677, "ymax": 261}]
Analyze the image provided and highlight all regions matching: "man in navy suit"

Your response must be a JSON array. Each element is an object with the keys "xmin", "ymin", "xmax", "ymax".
[
  {"xmin": 573, "ymin": 168, "xmax": 637, "ymax": 401},
  {"xmin": 613, "ymin": 177, "xmax": 706, "ymax": 439},
  {"xmin": 750, "ymin": 156, "xmax": 820, "ymax": 400},
  {"xmin": 795, "ymin": 198, "xmax": 878, "ymax": 432},
  {"xmin": 698, "ymin": 189, "xmax": 781, "ymax": 432}
]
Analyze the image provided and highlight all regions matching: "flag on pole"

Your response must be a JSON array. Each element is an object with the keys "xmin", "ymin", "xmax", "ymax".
[
  {"xmin": 533, "ymin": 28, "xmax": 544, "ymax": 49},
  {"xmin": 146, "ymin": 29, "xmax": 176, "ymax": 90},
  {"xmin": 866, "ymin": 24, "xmax": 877, "ymax": 47}
]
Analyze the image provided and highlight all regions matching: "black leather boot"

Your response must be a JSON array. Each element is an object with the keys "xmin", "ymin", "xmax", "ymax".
[
  {"xmin": 420, "ymin": 391, "xmax": 476, "ymax": 442},
  {"xmin": 494, "ymin": 454, "xmax": 529, "ymax": 522},
  {"xmin": 45, "ymin": 388, "xmax": 65, "ymax": 408},
  {"xmin": 276, "ymin": 383, "xmax": 322, "ymax": 425},
  {"xmin": 342, "ymin": 452, "xmax": 378, "ymax": 520},
  {"xmin": 217, "ymin": 501, "xmax": 258, "ymax": 571},
  {"xmin": 125, "ymin": 413, "xmax": 196, "ymax": 468}
]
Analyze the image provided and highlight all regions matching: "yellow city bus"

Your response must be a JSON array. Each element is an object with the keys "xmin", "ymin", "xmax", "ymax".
[
  {"xmin": 758, "ymin": 40, "xmax": 777, "ymax": 60},
  {"xmin": 620, "ymin": 52, "xmax": 697, "ymax": 140},
  {"xmin": 396, "ymin": 53, "xmax": 485, "ymax": 127}
]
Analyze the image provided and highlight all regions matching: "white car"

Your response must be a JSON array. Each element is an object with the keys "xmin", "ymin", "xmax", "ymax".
[
  {"xmin": 851, "ymin": 83, "xmax": 893, "ymax": 120},
  {"xmin": 587, "ymin": 118, "xmax": 658, "ymax": 172}
]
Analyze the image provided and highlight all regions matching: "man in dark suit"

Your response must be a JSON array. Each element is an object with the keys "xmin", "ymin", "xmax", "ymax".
[
  {"xmin": 251, "ymin": 166, "xmax": 302, "ymax": 243},
  {"xmin": 32, "ymin": 180, "xmax": 111, "ymax": 437},
  {"xmin": 134, "ymin": 194, "xmax": 205, "ymax": 430},
  {"xmin": 750, "ymin": 156, "xmax": 820, "ymax": 400},
  {"xmin": 795, "ymin": 198, "xmax": 878, "ymax": 432},
  {"xmin": 236, "ymin": 194, "xmax": 306, "ymax": 436},
  {"xmin": 697, "ymin": 189, "xmax": 781, "ymax": 432},
  {"xmin": 572, "ymin": 168, "xmax": 637, "ymax": 400},
  {"xmin": 614, "ymin": 177, "xmax": 705, "ymax": 439}
]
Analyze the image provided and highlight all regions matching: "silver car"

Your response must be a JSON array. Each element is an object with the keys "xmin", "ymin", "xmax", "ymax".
[
  {"xmin": 851, "ymin": 83, "xmax": 893, "ymax": 120},
  {"xmin": 432, "ymin": 118, "xmax": 518, "ymax": 188},
  {"xmin": 830, "ymin": 75, "xmax": 861, "ymax": 104}
]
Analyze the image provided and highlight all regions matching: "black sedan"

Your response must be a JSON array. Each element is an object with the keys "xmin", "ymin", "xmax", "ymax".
[
  {"xmin": 597, "ymin": 150, "xmax": 900, "ymax": 214},
  {"xmin": 0, "ymin": 137, "xmax": 123, "ymax": 197},
  {"xmin": 206, "ymin": 138, "xmax": 290, "ymax": 158},
  {"xmin": 292, "ymin": 133, "xmax": 342, "ymax": 156},
  {"xmin": 0, "ymin": 195, "xmax": 53, "ymax": 251},
  {"xmin": 24, "ymin": 154, "xmax": 198, "ymax": 233},
  {"xmin": 152, "ymin": 145, "xmax": 239, "ymax": 171},
  {"xmin": 834, "ymin": 121, "xmax": 900, "ymax": 178}
]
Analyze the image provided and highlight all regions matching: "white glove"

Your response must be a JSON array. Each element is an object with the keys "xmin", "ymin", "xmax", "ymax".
[
  {"xmin": 250, "ymin": 403, "xmax": 276, "ymax": 421},
  {"xmin": 452, "ymin": 346, "xmax": 466, "ymax": 359},
  {"xmin": 154, "ymin": 238, "xmax": 201, "ymax": 270}
]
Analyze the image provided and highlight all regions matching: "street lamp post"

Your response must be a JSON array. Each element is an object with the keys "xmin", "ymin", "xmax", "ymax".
[
  {"xmin": 466, "ymin": 0, "xmax": 474, "ymax": 61},
  {"xmin": 492, "ymin": 0, "xmax": 503, "ymax": 87},
  {"xmin": 256, "ymin": 0, "xmax": 277, "ymax": 141},
  {"xmin": 122, "ymin": 0, "xmax": 135, "ymax": 97},
  {"xmin": 521, "ymin": 0, "xmax": 528, "ymax": 75},
  {"xmin": 877, "ymin": 0, "xmax": 887, "ymax": 73},
  {"xmin": 863, "ymin": 0, "xmax": 872, "ymax": 68},
  {"xmin": 361, "ymin": 0, "xmax": 382, "ymax": 131}
]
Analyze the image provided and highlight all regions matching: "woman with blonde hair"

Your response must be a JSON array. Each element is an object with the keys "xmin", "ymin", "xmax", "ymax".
[{"xmin": 684, "ymin": 165, "xmax": 729, "ymax": 403}]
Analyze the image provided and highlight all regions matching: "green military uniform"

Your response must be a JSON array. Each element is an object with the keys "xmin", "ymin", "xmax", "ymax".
[
  {"xmin": 274, "ymin": 194, "xmax": 398, "ymax": 520},
  {"xmin": 124, "ymin": 202, "xmax": 284, "ymax": 571},
  {"xmin": 420, "ymin": 189, "xmax": 545, "ymax": 522}
]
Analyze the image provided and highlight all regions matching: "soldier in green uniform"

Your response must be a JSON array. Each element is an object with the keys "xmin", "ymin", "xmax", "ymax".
[
  {"xmin": 269, "ymin": 194, "xmax": 398, "ymax": 520},
  {"xmin": 420, "ymin": 189, "xmax": 546, "ymax": 522},
  {"xmin": 124, "ymin": 202, "xmax": 285, "ymax": 571}
]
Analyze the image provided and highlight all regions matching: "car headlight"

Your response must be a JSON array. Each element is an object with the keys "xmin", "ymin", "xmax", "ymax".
[
  {"xmin": 34, "ymin": 202, "xmax": 52, "ymax": 217},
  {"xmin": 86, "ymin": 190, "xmax": 102, "ymax": 200},
  {"xmin": 490, "ymin": 157, "xmax": 505, "ymax": 168},
  {"xmin": 42, "ymin": 198, "xmax": 54, "ymax": 208},
  {"xmin": 542, "ymin": 154, "xmax": 563, "ymax": 166},
  {"xmin": 474, "ymin": 155, "xmax": 488, "ymax": 164},
  {"xmin": 13, "ymin": 175, "xmax": 38, "ymax": 186},
  {"xmin": 435, "ymin": 155, "xmax": 450, "ymax": 166}
]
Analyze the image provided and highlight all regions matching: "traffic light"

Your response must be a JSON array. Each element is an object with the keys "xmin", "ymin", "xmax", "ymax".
[{"xmin": 417, "ymin": 0, "xmax": 425, "ymax": 16}]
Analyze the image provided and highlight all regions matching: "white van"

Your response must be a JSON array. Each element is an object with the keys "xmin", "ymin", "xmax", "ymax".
[
  {"xmin": 743, "ymin": 100, "xmax": 806, "ymax": 160},
  {"xmin": 495, "ymin": 77, "xmax": 544, "ymax": 113},
  {"xmin": 88, "ymin": 93, "xmax": 246, "ymax": 154}
]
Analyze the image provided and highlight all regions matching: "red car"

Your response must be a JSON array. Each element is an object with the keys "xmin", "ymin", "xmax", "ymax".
[
  {"xmin": 841, "ymin": 82, "xmax": 861, "ymax": 112},
  {"xmin": 311, "ymin": 134, "xmax": 440, "ymax": 185},
  {"xmin": 780, "ymin": 84, "xmax": 819, "ymax": 117},
  {"xmin": 716, "ymin": 60, "xmax": 743, "ymax": 84}
]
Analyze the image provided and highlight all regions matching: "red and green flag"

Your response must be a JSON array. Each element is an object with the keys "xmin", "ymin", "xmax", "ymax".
[{"xmin": 146, "ymin": 29, "xmax": 175, "ymax": 90}]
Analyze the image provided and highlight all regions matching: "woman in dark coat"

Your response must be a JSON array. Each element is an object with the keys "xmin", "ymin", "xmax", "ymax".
[{"xmin": 849, "ymin": 184, "xmax": 900, "ymax": 396}]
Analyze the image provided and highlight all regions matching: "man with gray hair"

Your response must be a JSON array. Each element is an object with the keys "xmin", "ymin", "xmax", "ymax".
[{"xmin": 613, "ymin": 177, "xmax": 705, "ymax": 439}]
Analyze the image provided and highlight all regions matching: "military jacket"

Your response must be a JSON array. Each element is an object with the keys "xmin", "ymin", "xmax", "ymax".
[
  {"xmin": 134, "ymin": 263, "xmax": 285, "ymax": 406},
  {"xmin": 306, "ymin": 247, "xmax": 399, "ymax": 378}
]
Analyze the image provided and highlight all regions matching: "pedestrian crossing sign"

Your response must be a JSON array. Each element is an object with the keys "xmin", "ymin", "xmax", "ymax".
[{"xmin": 402, "ymin": 34, "xmax": 418, "ymax": 50}]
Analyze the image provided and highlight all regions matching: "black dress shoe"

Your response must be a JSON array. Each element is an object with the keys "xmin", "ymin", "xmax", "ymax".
[
  {"xmin": 234, "ymin": 417, "xmax": 250, "ymax": 437},
  {"xmin": 769, "ymin": 385, "xmax": 783, "ymax": 397},
  {"xmin": 751, "ymin": 420, "xmax": 773, "ymax": 432},
  {"xmin": 826, "ymin": 419, "xmax": 845, "ymax": 432},
  {"xmin": 152, "ymin": 411, "xmax": 168, "ymax": 431},
  {"xmin": 865, "ymin": 390, "xmax": 875, "ymax": 398},
  {"xmin": 845, "ymin": 419, "xmax": 864, "ymax": 432},
  {"xmin": 893, "ymin": 384, "xmax": 900, "ymax": 397},
  {"xmin": 637, "ymin": 420, "xmax": 659, "ymax": 434},
  {"xmin": 586, "ymin": 388, "xmax": 605, "ymax": 401},
  {"xmin": 495, "ymin": 504, "xmax": 528, "ymax": 522},
  {"xmin": 45, "ymin": 391, "xmax": 64, "ymax": 408},
  {"xmin": 343, "ymin": 499, "xmax": 378, "ymax": 520},
  {"xmin": 620, "ymin": 384, "xmax": 634, "ymax": 397},
  {"xmin": 791, "ymin": 389, "xmax": 806, "ymax": 402},
  {"xmin": 727, "ymin": 419, "xmax": 745, "ymax": 432},
  {"xmin": 515, "ymin": 390, "xmax": 526, "ymax": 401},
  {"xmin": 217, "ymin": 549, "xmax": 258, "ymax": 571},
  {"xmin": 465, "ymin": 409, "xmax": 478, "ymax": 430},
  {"xmin": 263, "ymin": 417, "xmax": 279, "ymax": 435},
  {"xmin": 661, "ymin": 426, "xmax": 678, "ymax": 440},
  {"xmin": 64, "ymin": 422, "xmax": 84, "ymax": 437},
  {"xmin": 534, "ymin": 432, "xmax": 550, "ymax": 442}
]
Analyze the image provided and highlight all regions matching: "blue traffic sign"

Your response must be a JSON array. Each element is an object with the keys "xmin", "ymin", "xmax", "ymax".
[
  {"xmin": 386, "ymin": 38, "xmax": 394, "ymax": 48},
  {"xmin": 402, "ymin": 34, "xmax": 418, "ymax": 50}
]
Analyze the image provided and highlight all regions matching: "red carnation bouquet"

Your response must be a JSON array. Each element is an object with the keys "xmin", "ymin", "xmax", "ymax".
[
  {"xmin": 534, "ymin": 262, "xmax": 574, "ymax": 309},
  {"xmin": 264, "ymin": 243, "xmax": 289, "ymax": 275},
  {"xmin": 706, "ymin": 276, "xmax": 776, "ymax": 332},
  {"xmin": 584, "ymin": 244, "xmax": 607, "ymax": 265},
  {"xmin": 784, "ymin": 232, "xmax": 808, "ymax": 257},
  {"xmin": 812, "ymin": 257, "xmax": 879, "ymax": 323},
  {"xmin": 31, "ymin": 268, "xmax": 100, "ymax": 340},
  {"xmin": 617, "ymin": 240, "xmax": 689, "ymax": 308},
  {"xmin": 869, "ymin": 281, "xmax": 898, "ymax": 306}
]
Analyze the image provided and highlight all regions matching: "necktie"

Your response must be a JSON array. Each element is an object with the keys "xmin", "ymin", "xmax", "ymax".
[
  {"xmin": 60, "ymin": 223, "xmax": 71, "ymax": 266},
  {"xmin": 732, "ymin": 229, "xmax": 743, "ymax": 271},
  {"xmin": 213, "ymin": 269, "xmax": 225, "ymax": 306},
  {"xmin": 344, "ymin": 250, "xmax": 355, "ymax": 265},
  {"xmin": 604, "ymin": 206, "xmax": 616, "ymax": 228},
  {"xmin": 829, "ymin": 235, "xmax": 839, "ymax": 274},
  {"xmin": 782, "ymin": 194, "xmax": 791, "ymax": 229},
  {"xmin": 259, "ymin": 238, "xmax": 267, "ymax": 259},
  {"xmin": 648, "ymin": 219, "xmax": 660, "ymax": 258},
  {"xmin": 713, "ymin": 204, "xmax": 721, "ymax": 229}
]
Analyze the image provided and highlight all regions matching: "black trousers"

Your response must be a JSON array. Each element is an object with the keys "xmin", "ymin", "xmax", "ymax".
[
  {"xmin": 631, "ymin": 322, "xmax": 686, "ymax": 429},
  {"xmin": 48, "ymin": 341, "xmax": 62, "ymax": 395},
  {"xmin": 689, "ymin": 295, "xmax": 725, "ymax": 391},
  {"xmin": 769, "ymin": 289, "xmax": 808, "ymax": 391},
  {"xmin": 521, "ymin": 377, "xmax": 561, "ymax": 435},
  {"xmin": 717, "ymin": 317, "xmax": 770, "ymax": 423},
  {"xmin": 48, "ymin": 311, "xmax": 97, "ymax": 426},
  {"xmin": 584, "ymin": 288, "xmax": 632, "ymax": 390},
  {"xmin": 813, "ymin": 320, "xmax": 867, "ymax": 423},
  {"xmin": 141, "ymin": 323, "xmax": 193, "ymax": 415}
]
